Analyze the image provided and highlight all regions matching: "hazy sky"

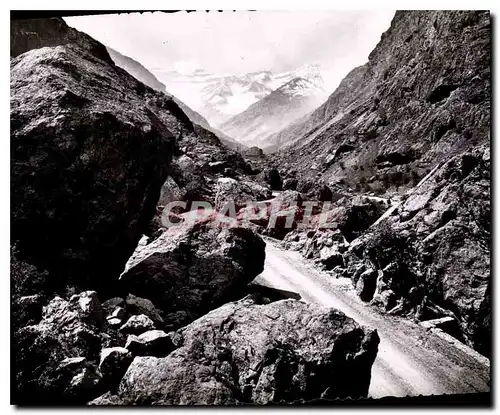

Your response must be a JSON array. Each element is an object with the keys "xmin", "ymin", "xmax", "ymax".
[{"xmin": 65, "ymin": 11, "xmax": 395, "ymax": 91}]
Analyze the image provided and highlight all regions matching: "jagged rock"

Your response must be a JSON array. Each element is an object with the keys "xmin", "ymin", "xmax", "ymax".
[
  {"xmin": 282, "ymin": 177, "xmax": 298, "ymax": 191},
  {"xmin": 237, "ymin": 190, "xmax": 305, "ymax": 240},
  {"xmin": 242, "ymin": 146, "xmax": 265, "ymax": 159},
  {"xmin": 96, "ymin": 297, "xmax": 379, "ymax": 405},
  {"xmin": 119, "ymin": 216, "xmax": 266, "ymax": 331},
  {"xmin": 281, "ymin": 230, "xmax": 308, "ymax": 251},
  {"xmin": 125, "ymin": 330, "xmax": 173, "ymax": 357},
  {"xmin": 355, "ymin": 269, "xmax": 378, "ymax": 302},
  {"xmin": 257, "ymin": 168, "xmax": 283, "ymax": 190},
  {"xmin": 169, "ymin": 155, "xmax": 209, "ymax": 206},
  {"xmin": 214, "ymin": 177, "xmax": 272, "ymax": 211},
  {"xmin": 158, "ymin": 176, "xmax": 187, "ymax": 207},
  {"xmin": 124, "ymin": 294, "xmax": 164, "ymax": 326},
  {"xmin": 11, "ymin": 22, "xmax": 181, "ymax": 293},
  {"xmin": 101, "ymin": 298, "xmax": 125, "ymax": 316},
  {"xmin": 13, "ymin": 292, "xmax": 106, "ymax": 404},
  {"xmin": 346, "ymin": 146, "xmax": 490, "ymax": 357},
  {"xmin": 370, "ymin": 273, "xmax": 397, "ymax": 311},
  {"xmin": 12, "ymin": 293, "xmax": 48, "ymax": 329},
  {"xmin": 99, "ymin": 347, "xmax": 133, "ymax": 389},
  {"xmin": 119, "ymin": 314, "xmax": 155, "ymax": 335},
  {"xmin": 283, "ymin": 228, "xmax": 353, "ymax": 271},
  {"xmin": 319, "ymin": 246, "xmax": 345, "ymax": 270},
  {"xmin": 304, "ymin": 196, "xmax": 387, "ymax": 241},
  {"xmin": 11, "ymin": 17, "xmax": 111, "ymax": 61},
  {"xmin": 88, "ymin": 391, "xmax": 124, "ymax": 405}
]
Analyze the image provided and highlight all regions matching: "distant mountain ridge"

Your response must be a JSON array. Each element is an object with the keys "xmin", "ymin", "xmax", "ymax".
[
  {"xmin": 153, "ymin": 64, "xmax": 325, "ymax": 127},
  {"xmin": 218, "ymin": 75, "xmax": 327, "ymax": 150}
]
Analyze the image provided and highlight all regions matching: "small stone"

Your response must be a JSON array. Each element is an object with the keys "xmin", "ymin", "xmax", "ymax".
[
  {"xmin": 99, "ymin": 347, "xmax": 133, "ymax": 386},
  {"xmin": 119, "ymin": 314, "xmax": 155, "ymax": 335},
  {"xmin": 125, "ymin": 294, "xmax": 163, "ymax": 325},
  {"xmin": 125, "ymin": 330, "xmax": 174, "ymax": 357},
  {"xmin": 110, "ymin": 306, "xmax": 126, "ymax": 320},
  {"xmin": 107, "ymin": 317, "xmax": 122, "ymax": 328},
  {"xmin": 356, "ymin": 269, "xmax": 378, "ymax": 302}
]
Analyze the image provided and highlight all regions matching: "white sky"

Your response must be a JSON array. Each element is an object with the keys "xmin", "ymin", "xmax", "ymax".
[{"xmin": 64, "ymin": 10, "xmax": 395, "ymax": 91}]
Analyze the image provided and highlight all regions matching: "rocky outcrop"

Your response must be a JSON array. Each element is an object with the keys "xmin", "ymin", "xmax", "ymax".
[
  {"xmin": 272, "ymin": 11, "xmax": 490, "ymax": 196},
  {"xmin": 11, "ymin": 17, "xmax": 111, "ymax": 62},
  {"xmin": 91, "ymin": 297, "xmax": 379, "ymax": 405},
  {"xmin": 11, "ymin": 23, "xmax": 183, "ymax": 293},
  {"xmin": 119, "ymin": 216, "xmax": 266, "ymax": 330},
  {"xmin": 344, "ymin": 145, "xmax": 490, "ymax": 357}
]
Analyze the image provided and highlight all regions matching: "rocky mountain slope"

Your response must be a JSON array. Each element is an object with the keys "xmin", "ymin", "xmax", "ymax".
[
  {"xmin": 273, "ymin": 11, "xmax": 490, "ymax": 357},
  {"xmin": 11, "ymin": 17, "xmax": 379, "ymax": 405},
  {"xmin": 271, "ymin": 11, "xmax": 490, "ymax": 197},
  {"xmin": 219, "ymin": 76, "xmax": 327, "ymax": 149},
  {"xmin": 105, "ymin": 46, "xmax": 243, "ymax": 150}
]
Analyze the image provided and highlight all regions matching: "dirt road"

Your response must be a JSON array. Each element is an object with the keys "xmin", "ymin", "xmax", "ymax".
[{"xmin": 256, "ymin": 238, "xmax": 490, "ymax": 399}]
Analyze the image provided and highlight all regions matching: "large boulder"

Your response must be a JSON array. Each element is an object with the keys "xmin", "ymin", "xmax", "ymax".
[
  {"xmin": 237, "ymin": 190, "xmax": 305, "ymax": 239},
  {"xmin": 214, "ymin": 177, "xmax": 272, "ymax": 211},
  {"xmin": 119, "ymin": 216, "xmax": 266, "ymax": 330},
  {"xmin": 11, "ymin": 34, "xmax": 181, "ymax": 293},
  {"xmin": 345, "ymin": 146, "xmax": 490, "ymax": 357},
  {"xmin": 92, "ymin": 297, "xmax": 379, "ymax": 405}
]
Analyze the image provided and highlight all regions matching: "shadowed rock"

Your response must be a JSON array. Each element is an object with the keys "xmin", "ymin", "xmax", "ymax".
[
  {"xmin": 119, "ymin": 216, "xmax": 266, "ymax": 330},
  {"xmin": 90, "ymin": 297, "xmax": 379, "ymax": 405}
]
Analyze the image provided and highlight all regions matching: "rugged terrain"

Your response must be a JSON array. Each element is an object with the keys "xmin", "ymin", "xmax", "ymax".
[
  {"xmin": 11, "ymin": 17, "xmax": 380, "ymax": 406},
  {"xmin": 10, "ymin": 10, "xmax": 491, "ymax": 406},
  {"xmin": 272, "ymin": 10, "xmax": 491, "ymax": 358}
]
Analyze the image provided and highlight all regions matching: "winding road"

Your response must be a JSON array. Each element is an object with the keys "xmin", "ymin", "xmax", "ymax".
[{"xmin": 256, "ymin": 237, "xmax": 490, "ymax": 399}]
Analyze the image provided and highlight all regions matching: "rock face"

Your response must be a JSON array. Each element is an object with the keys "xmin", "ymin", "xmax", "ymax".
[
  {"xmin": 272, "ymin": 11, "xmax": 490, "ymax": 196},
  {"xmin": 344, "ymin": 145, "xmax": 490, "ymax": 357},
  {"xmin": 93, "ymin": 297, "xmax": 379, "ymax": 405},
  {"xmin": 11, "ymin": 19, "xmax": 182, "ymax": 292},
  {"xmin": 10, "ymin": 17, "xmax": 272, "ymax": 405},
  {"xmin": 120, "ymin": 217, "xmax": 266, "ymax": 330},
  {"xmin": 11, "ymin": 17, "xmax": 110, "ymax": 61},
  {"xmin": 148, "ymin": 125, "xmax": 255, "ymax": 237}
]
